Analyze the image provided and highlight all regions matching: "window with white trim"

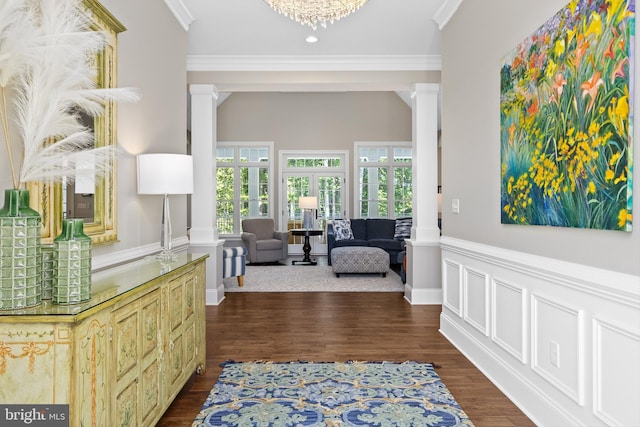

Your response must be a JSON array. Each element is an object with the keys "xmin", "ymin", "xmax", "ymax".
[
  {"xmin": 355, "ymin": 142, "xmax": 412, "ymax": 218},
  {"xmin": 216, "ymin": 143, "xmax": 273, "ymax": 234}
]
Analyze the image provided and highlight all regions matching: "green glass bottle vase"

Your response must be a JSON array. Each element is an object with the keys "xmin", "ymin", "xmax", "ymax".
[
  {"xmin": 53, "ymin": 218, "xmax": 92, "ymax": 304},
  {"xmin": 0, "ymin": 189, "xmax": 42, "ymax": 310}
]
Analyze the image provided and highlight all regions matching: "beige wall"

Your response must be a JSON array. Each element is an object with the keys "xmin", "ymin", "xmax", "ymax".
[
  {"xmin": 0, "ymin": 0, "xmax": 188, "ymax": 261},
  {"xmin": 92, "ymin": 0, "xmax": 189, "ymax": 259},
  {"xmin": 440, "ymin": 0, "xmax": 639, "ymax": 275},
  {"xmin": 217, "ymin": 91, "xmax": 412, "ymax": 217}
]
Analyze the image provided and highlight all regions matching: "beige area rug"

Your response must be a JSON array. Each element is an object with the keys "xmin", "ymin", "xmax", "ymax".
[{"xmin": 223, "ymin": 263, "xmax": 404, "ymax": 292}]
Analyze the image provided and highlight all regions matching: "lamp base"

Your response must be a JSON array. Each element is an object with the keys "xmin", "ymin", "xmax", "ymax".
[
  {"xmin": 147, "ymin": 250, "xmax": 178, "ymax": 263},
  {"xmin": 144, "ymin": 193, "xmax": 178, "ymax": 263},
  {"xmin": 150, "ymin": 252, "xmax": 178, "ymax": 262},
  {"xmin": 303, "ymin": 209, "xmax": 313, "ymax": 229}
]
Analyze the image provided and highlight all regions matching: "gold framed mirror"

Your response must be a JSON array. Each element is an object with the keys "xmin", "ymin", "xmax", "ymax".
[{"xmin": 28, "ymin": 0, "xmax": 125, "ymax": 245}]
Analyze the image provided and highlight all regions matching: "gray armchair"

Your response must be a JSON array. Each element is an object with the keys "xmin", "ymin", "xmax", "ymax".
[{"xmin": 241, "ymin": 218, "xmax": 289, "ymax": 264}]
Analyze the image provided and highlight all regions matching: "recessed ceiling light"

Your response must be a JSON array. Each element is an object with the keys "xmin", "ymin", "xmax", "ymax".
[{"xmin": 305, "ymin": 35, "xmax": 318, "ymax": 43}]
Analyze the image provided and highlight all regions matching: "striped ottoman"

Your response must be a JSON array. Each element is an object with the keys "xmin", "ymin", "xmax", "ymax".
[
  {"xmin": 222, "ymin": 247, "xmax": 247, "ymax": 287},
  {"xmin": 331, "ymin": 246, "xmax": 390, "ymax": 277}
]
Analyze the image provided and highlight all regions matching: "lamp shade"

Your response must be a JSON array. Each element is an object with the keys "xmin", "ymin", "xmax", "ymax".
[
  {"xmin": 299, "ymin": 196, "xmax": 318, "ymax": 209},
  {"xmin": 137, "ymin": 154, "xmax": 194, "ymax": 195}
]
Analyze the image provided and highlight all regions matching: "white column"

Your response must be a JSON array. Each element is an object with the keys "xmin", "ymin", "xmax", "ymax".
[
  {"xmin": 405, "ymin": 83, "xmax": 442, "ymax": 305},
  {"xmin": 188, "ymin": 84, "xmax": 225, "ymax": 305}
]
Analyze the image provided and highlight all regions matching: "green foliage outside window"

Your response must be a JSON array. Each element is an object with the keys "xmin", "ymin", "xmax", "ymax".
[
  {"xmin": 216, "ymin": 146, "xmax": 270, "ymax": 234},
  {"xmin": 358, "ymin": 145, "xmax": 412, "ymax": 218},
  {"xmin": 394, "ymin": 167, "xmax": 412, "ymax": 216}
]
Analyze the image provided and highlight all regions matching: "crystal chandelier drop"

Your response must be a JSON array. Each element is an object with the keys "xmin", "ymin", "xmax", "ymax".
[{"xmin": 264, "ymin": 0, "xmax": 369, "ymax": 30}]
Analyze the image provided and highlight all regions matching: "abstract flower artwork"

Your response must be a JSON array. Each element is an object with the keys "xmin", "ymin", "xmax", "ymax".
[{"xmin": 500, "ymin": 0, "xmax": 634, "ymax": 231}]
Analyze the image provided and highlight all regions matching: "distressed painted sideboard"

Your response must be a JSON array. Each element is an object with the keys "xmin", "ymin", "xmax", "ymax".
[{"xmin": 0, "ymin": 252, "xmax": 208, "ymax": 427}]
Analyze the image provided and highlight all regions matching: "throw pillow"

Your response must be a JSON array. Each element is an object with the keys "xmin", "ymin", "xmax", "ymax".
[
  {"xmin": 332, "ymin": 219, "xmax": 354, "ymax": 241},
  {"xmin": 394, "ymin": 218, "xmax": 412, "ymax": 240}
]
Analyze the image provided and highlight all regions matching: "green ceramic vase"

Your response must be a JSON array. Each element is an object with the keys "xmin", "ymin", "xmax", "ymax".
[
  {"xmin": 0, "ymin": 189, "xmax": 42, "ymax": 310},
  {"xmin": 53, "ymin": 218, "xmax": 92, "ymax": 304},
  {"xmin": 41, "ymin": 244, "xmax": 54, "ymax": 300}
]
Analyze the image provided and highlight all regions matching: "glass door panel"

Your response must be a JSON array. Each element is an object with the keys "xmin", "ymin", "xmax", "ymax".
[
  {"xmin": 285, "ymin": 174, "xmax": 310, "ymax": 248},
  {"xmin": 284, "ymin": 172, "xmax": 344, "ymax": 256}
]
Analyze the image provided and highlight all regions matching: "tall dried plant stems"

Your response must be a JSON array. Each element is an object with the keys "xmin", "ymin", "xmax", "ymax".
[
  {"xmin": 0, "ymin": 0, "xmax": 33, "ymax": 189},
  {"xmin": 0, "ymin": 86, "xmax": 18, "ymax": 189},
  {"xmin": 0, "ymin": 0, "xmax": 139, "ymax": 189}
]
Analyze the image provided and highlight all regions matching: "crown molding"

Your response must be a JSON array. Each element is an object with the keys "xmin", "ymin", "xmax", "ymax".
[
  {"xmin": 186, "ymin": 54, "xmax": 442, "ymax": 72},
  {"xmin": 433, "ymin": 0, "xmax": 463, "ymax": 30},
  {"xmin": 164, "ymin": 0, "xmax": 194, "ymax": 31}
]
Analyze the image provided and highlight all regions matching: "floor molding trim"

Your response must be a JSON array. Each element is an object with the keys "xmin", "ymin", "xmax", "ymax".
[{"xmin": 404, "ymin": 286, "xmax": 442, "ymax": 305}]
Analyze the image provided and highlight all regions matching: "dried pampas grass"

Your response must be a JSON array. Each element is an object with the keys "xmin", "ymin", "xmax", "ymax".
[{"xmin": 0, "ymin": 0, "xmax": 139, "ymax": 189}]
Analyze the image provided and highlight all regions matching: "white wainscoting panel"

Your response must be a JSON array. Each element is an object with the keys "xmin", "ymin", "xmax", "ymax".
[
  {"xmin": 463, "ymin": 267, "xmax": 490, "ymax": 336},
  {"xmin": 442, "ymin": 258, "xmax": 462, "ymax": 316},
  {"xmin": 492, "ymin": 278, "xmax": 528, "ymax": 364},
  {"xmin": 592, "ymin": 317, "xmax": 640, "ymax": 427},
  {"xmin": 531, "ymin": 294, "xmax": 584, "ymax": 405},
  {"xmin": 439, "ymin": 237, "xmax": 640, "ymax": 427}
]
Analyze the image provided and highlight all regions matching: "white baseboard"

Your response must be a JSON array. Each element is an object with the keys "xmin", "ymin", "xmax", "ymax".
[
  {"xmin": 207, "ymin": 286, "xmax": 225, "ymax": 305},
  {"xmin": 404, "ymin": 285, "xmax": 442, "ymax": 304}
]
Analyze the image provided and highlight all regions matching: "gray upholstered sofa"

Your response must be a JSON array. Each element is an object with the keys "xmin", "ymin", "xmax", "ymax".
[{"xmin": 326, "ymin": 218, "xmax": 410, "ymax": 265}]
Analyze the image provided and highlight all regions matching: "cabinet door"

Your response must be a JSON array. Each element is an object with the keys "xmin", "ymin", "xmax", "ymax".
[
  {"xmin": 139, "ymin": 290, "xmax": 162, "ymax": 425},
  {"xmin": 112, "ymin": 301, "xmax": 139, "ymax": 427},
  {"xmin": 112, "ymin": 289, "xmax": 162, "ymax": 427},
  {"xmin": 194, "ymin": 262, "xmax": 206, "ymax": 375},
  {"xmin": 166, "ymin": 267, "xmax": 197, "ymax": 401}
]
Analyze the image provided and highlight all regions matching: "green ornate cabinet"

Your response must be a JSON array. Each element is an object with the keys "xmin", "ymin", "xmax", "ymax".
[{"xmin": 0, "ymin": 253, "xmax": 207, "ymax": 427}]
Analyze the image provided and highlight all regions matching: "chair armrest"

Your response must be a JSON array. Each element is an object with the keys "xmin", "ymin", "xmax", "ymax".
[
  {"xmin": 273, "ymin": 230, "xmax": 289, "ymax": 241},
  {"xmin": 326, "ymin": 222, "xmax": 336, "ymax": 264},
  {"xmin": 326, "ymin": 223, "xmax": 336, "ymax": 247},
  {"xmin": 241, "ymin": 232, "xmax": 257, "ymax": 256}
]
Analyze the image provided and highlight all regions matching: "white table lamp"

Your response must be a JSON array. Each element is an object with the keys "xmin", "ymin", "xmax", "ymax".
[
  {"xmin": 137, "ymin": 153, "xmax": 193, "ymax": 261},
  {"xmin": 299, "ymin": 196, "xmax": 317, "ymax": 229}
]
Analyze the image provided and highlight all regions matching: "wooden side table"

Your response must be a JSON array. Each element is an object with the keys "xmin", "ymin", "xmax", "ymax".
[{"xmin": 291, "ymin": 229, "xmax": 323, "ymax": 265}]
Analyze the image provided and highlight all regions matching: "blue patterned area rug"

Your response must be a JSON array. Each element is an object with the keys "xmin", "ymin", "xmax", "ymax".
[{"xmin": 192, "ymin": 361, "xmax": 474, "ymax": 426}]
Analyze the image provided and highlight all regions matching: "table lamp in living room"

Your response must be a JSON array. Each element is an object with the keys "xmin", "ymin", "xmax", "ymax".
[
  {"xmin": 137, "ymin": 153, "xmax": 194, "ymax": 262},
  {"xmin": 299, "ymin": 196, "xmax": 317, "ymax": 229}
]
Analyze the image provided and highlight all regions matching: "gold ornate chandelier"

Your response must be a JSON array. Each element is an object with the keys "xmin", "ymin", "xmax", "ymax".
[{"xmin": 264, "ymin": 0, "xmax": 369, "ymax": 30}]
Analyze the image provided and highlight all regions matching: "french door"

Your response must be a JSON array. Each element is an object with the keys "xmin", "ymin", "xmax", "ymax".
[{"xmin": 281, "ymin": 151, "xmax": 348, "ymax": 256}]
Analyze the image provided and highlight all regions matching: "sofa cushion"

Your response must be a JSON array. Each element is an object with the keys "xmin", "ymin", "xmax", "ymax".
[
  {"xmin": 369, "ymin": 239, "xmax": 404, "ymax": 252},
  {"xmin": 349, "ymin": 219, "xmax": 367, "ymax": 240},
  {"xmin": 366, "ymin": 218, "xmax": 396, "ymax": 240},
  {"xmin": 332, "ymin": 219, "xmax": 354, "ymax": 241},
  {"xmin": 334, "ymin": 239, "xmax": 369, "ymax": 248},
  {"xmin": 256, "ymin": 239, "xmax": 285, "ymax": 251},
  {"xmin": 394, "ymin": 218, "xmax": 412, "ymax": 240}
]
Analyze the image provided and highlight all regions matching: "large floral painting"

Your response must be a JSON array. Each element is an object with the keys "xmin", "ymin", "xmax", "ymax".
[{"xmin": 500, "ymin": 0, "xmax": 634, "ymax": 231}]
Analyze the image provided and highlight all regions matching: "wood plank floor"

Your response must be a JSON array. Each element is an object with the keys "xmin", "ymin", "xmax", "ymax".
[{"xmin": 158, "ymin": 292, "xmax": 535, "ymax": 427}]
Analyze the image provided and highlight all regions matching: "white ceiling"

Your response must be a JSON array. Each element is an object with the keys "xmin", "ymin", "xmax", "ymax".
[
  {"xmin": 175, "ymin": 0, "xmax": 452, "ymax": 69},
  {"xmin": 172, "ymin": 0, "xmax": 457, "ymax": 125}
]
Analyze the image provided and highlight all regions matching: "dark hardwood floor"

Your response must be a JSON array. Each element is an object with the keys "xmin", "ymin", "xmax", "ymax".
[{"xmin": 158, "ymin": 291, "xmax": 534, "ymax": 426}]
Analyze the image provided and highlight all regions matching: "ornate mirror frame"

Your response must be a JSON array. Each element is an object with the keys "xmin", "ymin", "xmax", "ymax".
[{"xmin": 28, "ymin": 0, "xmax": 125, "ymax": 245}]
